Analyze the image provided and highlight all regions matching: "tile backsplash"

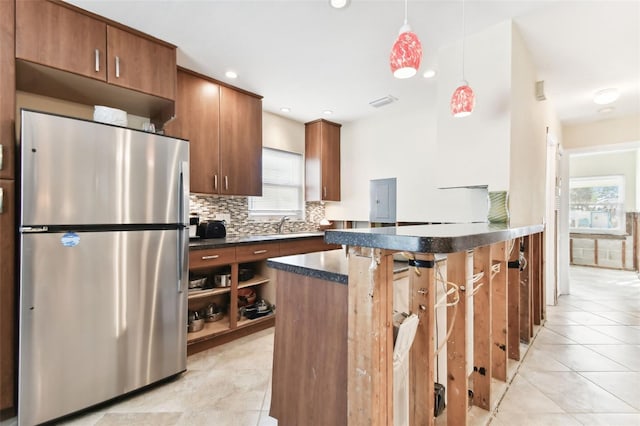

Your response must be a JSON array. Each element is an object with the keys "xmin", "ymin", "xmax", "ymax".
[{"xmin": 189, "ymin": 195, "xmax": 326, "ymax": 236}]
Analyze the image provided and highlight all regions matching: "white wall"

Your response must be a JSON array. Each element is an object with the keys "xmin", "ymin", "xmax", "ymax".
[
  {"xmin": 436, "ymin": 21, "xmax": 512, "ymax": 191},
  {"xmin": 325, "ymin": 103, "xmax": 437, "ymax": 221},
  {"xmin": 509, "ymin": 24, "xmax": 549, "ymax": 225},
  {"xmin": 563, "ymin": 115, "xmax": 640, "ymax": 150},
  {"xmin": 262, "ymin": 110, "xmax": 304, "ymax": 153}
]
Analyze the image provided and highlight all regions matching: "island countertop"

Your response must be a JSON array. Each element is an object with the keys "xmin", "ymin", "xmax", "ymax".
[
  {"xmin": 324, "ymin": 222, "xmax": 544, "ymax": 253},
  {"xmin": 267, "ymin": 249, "xmax": 412, "ymax": 284}
]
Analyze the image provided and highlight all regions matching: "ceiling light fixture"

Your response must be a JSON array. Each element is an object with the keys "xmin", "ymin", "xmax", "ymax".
[
  {"xmin": 323, "ymin": 110, "xmax": 333, "ymax": 115},
  {"xmin": 450, "ymin": 0, "xmax": 475, "ymax": 117},
  {"xmin": 423, "ymin": 69, "xmax": 437, "ymax": 79},
  {"xmin": 329, "ymin": 0, "xmax": 350, "ymax": 9},
  {"xmin": 389, "ymin": 0, "xmax": 422, "ymax": 79},
  {"xmin": 280, "ymin": 107, "xmax": 291, "ymax": 113},
  {"xmin": 593, "ymin": 88, "xmax": 620, "ymax": 105},
  {"xmin": 225, "ymin": 70, "xmax": 238, "ymax": 79}
]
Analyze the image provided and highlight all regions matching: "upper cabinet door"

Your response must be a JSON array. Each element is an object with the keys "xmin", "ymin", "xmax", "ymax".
[
  {"xmin": 106, "ymin": 26, "xmax": 176, "ymax": 100},
  {"xmin": 0, "ymin": 0, "xmax": 15, "ymax": 181},
  {"xmin": 305, "ymin": 119, "xmax": 341, "ymax": 202},
  {"xmin": 16, "ymin": 0, "xmax": 107, "ymax": 81},
  {"xmin": 170, "ymin": 70, "xmax": 220, "ymax": 194},
  {"xmin": 321, "ymin": 122, "xmax": 341, "ymax": 201},
  {"xmin": 219, "ymin": 86, "xmax": 262, "ymax": 196}
]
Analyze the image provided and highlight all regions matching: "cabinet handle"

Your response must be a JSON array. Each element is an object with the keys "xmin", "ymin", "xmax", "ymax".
[
  {"xmin": 115, "ymin": 56, "xmax": 120, "ymax": 78},
  {"xmin": 323, "ymin": 186, "xmax": 327, "ymax": 198},
  {"xmin": 253, "ymin": 249, "xmax": 268, "ymax": 255},
  {"xmin": 224, "ymin": 176, "xmax": 229, "ymax": 190},
  {"xmin": 0, "ymin": 144, "xmax": 3, "ymax": 171},
  {"xmin": 0, "ymin": 187, "xmax": 3, "ymax": 214},
  {"xmin": 95, "ymin": 49, "xmax": 100, "ymax": 72},
  {"xmin": 214, "ymin": 174, "xmax": 218, "ymax": 190},
  {"xmin": 201, "ymin": 255, "xmax": 220, "ymax": 260}
]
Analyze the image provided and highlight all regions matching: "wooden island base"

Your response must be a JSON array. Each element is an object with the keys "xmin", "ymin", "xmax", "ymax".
[{"xmin": 268, "ymin": 224, "xmax": 544, "ymax": 426}]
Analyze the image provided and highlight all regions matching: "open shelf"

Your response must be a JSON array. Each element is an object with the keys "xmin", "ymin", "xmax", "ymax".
[
  {"xmin": 187, "ymin": 316, "xmax": 230, "ymax": 344},
  {"xmin": 188, "ymin": 286, "xmax": 231, "ymax": 301},
  {"xmin": 237, "ymin": 313, "xmax": 275, "ymax": 329},
  {"xmin": 238, "ymin": 274, "xmax": 269, "ymax": 289}
]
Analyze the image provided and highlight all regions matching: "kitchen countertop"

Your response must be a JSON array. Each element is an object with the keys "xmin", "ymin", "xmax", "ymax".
[
  {"xmin": 324, "ymin": 222, "xmax": 545, "ymax": 253},
  {"xmin": 189, "ymin": 231, "xmax": 325, "ymax": 250},
  {"xmin": 267, "ymin": 249, "xmax": 413, "ymax": 285}
]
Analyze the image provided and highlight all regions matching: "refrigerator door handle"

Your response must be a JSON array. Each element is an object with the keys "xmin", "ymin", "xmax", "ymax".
[
  {"xmin": 177, "ymin": 161, "xmax": 190, "ymax": 293},
  {"xmin": 179, "ymin": 161, "xmax": 190, "ymax": 225}
]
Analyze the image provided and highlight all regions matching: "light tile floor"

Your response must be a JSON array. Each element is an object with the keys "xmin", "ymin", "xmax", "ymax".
[
  {"xmin": 491, "ymin": 266, "xmax": 640, "ymax": 426},
  {"xmin": 3, "ymin": 266, "xmax": 639, "ymax": 425}
]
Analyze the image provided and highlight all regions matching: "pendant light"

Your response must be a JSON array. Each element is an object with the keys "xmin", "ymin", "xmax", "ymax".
[
  {"xmin": 390, "ymin": 0, "xmax": 422, "ymax": 79},
  {"xmin": 450, "ymin": 0, "xmax": 475, "ymax": 117}
]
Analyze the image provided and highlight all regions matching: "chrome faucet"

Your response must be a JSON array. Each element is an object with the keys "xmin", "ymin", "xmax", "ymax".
[{"xmin": 276, "ymin": 216, "xmax": 290, "ymax": 234}]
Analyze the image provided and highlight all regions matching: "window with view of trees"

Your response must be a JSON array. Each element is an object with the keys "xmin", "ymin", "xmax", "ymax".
[
  {"xmin": 569, "ymin": 175, "xmax": 625, "ymax": 233},
  {"xmin": 248, "ymin": 148, "xmax": 304, "ymax": 219}
]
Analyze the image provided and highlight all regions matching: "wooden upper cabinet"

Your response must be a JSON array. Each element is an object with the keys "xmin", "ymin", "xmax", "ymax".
[
  {"xmin": 167, "ymin": 69, "xmax": 220, "ymax": 194},
  {"xmin": 106, "ymin": 26, "xmax": 176, "ymax": 100},
  {"xmin": 219, "ymin": 86, "xmax": 262, "ymax": 196},
  {"xmin": 16, "ymin": 0, "xmax": 176, "ymax": 102},
  {"xmin": 16, "ymin": 0, "xmax": 107, "ymax": 81},
  {"xmin": 168, "ymin": 69, "xmax": 262, "ymax": 196},
  {"xmin": 1, "ymin": 0, "xmax": 15, "ymax": 181},
  {"xmin": 305, "ymin": 119, "xmax": 341, "ymax": 201}
]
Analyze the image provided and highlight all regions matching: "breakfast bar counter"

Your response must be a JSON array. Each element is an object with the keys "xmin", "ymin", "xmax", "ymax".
[{"xmin": 267, "ymin": 223, "xmax": 545, "ymax": 426}]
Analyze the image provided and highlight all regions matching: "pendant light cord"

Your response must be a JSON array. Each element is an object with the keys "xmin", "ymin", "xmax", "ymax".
[
  {"xmin": 461, "ymin": 0, "xmax": 466, "ymax": 80},
  {"xmin": 404, "ymin": 0, "xmax": 408, "ymax": 26}
]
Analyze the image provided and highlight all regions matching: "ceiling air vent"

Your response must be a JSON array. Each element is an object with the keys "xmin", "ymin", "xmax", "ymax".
[{"xmin": 369, "ymin": 95, "xmax": 398, "ymax": 108}]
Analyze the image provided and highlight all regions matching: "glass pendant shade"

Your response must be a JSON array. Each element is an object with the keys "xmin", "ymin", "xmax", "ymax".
[
  {"xmin": 450, "ymin": 81, "xmax": 475, "ymax": 117},
  {"xmin": 390, "ymin": 24, "xmax": 422, "ymax": 79}
]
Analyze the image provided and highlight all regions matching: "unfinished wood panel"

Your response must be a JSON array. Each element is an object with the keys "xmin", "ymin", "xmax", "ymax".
[
  {"xmin": 491, "ymin": 242, "xmax": 508, "ymax": 382},
  {"xmin": 519, "ymin": 236, "xmax": 532, "ymax": 343},
  {"xmin": 472, "ymin": 245, "xmax": 492, "ymax": 410},
  {"xmin": 532, "ymin": 233, "xmax": 542, "ymax": 325},
  {"xmin": 507, "ymin": 239, "xmax": 520, "ymax": 361},
  {"xmin": 408, "ymin": 253, "xmax": 436, "ymax": 426},
  {"xmin": 0, "ymin": 179, "xmax": 15, "ymax": 411},
  {"xmin": 347, "ymin": 247, "xmax": 393, "ymax": 426},
  {"xmin": 270, "ymin": 270, "xmax": 348, "ymax": 426},
  {"xmin": 540, "ymin": 231, "xmax": 547, "ymax": 320},
  {"xmin": 446, "ymin": 251, "xmax": 470, "ymax": 426}
]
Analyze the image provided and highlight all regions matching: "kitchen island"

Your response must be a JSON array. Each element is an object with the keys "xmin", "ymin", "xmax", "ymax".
[{"xmin": 267, "ymin": 223, "xmax": 544, "ymax": 426}]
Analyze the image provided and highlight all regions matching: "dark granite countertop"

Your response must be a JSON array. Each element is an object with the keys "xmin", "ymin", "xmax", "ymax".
[
  {"xmin": 267, "ymin": 249, "xmax": 414, "ymax": 285},
  {"xmin": 189, "ymin": 231, "xmax": 324, "ymax": 250},
  {"xmin": 324, "ymin": 223, "xmax": 544, "ymax": 253}
]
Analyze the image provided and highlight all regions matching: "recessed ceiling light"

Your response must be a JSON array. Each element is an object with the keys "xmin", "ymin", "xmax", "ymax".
[
  {"xmin": 329, "ymin": 0, "xmax": 350, "ymax": 9},
  {"xmin": 593, "ymin": 88, "xmax": 619, "ymax": 105},
  {"xmin": 422, "ymin": 69, "xmax": 437, "ymax": 79},
  {"xmin": 323, "ymin": 110, "xmax": 333, "ymax": 115},
  {"xmin": 225, "ymin": 70, "xmax": 238, "ymax": 79},
  {"xmin": 280, "ymin": 107, "xmax": 291, "ymax": 113},
  {"xmin": 598, "ymin": 106, "xmax": 615, "ymax": 114}
]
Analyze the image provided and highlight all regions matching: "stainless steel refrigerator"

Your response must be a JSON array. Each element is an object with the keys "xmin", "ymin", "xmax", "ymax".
[{"xmin": 18, "ymin": 109, "xmax": 189, "ymax": 425}]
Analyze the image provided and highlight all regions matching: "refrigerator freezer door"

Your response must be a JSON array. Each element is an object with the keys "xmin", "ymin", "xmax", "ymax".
[
  {"xmin": 18, "ymin": 230, "xmax": 187, "ymax": 426},
  {"xmin": 20, "ymin": 110, "xmax": 189, "ymax": 226}
]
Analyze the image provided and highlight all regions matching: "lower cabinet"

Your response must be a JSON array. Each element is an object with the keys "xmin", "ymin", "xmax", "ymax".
[{"xmin": 186, "ymin": 237, "xmax": 338, "ymax": 354}]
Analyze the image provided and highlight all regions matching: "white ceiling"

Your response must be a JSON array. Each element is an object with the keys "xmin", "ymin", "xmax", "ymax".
[{"xmin": 66, "ymin": 0, "xmax": 640, "ymax": 125}]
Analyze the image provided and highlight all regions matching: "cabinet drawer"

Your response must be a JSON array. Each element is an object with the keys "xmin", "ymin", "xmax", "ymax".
[
  {"xmin": 236, "ymin": 243, "xmax": 280, "ymax": 262},
  {"xmin": 189, "ymin": 247, "xmax": 236, "ymax": 269},
  {"xmin": 278, "ymin": 237, "xmax": 339, "ymax": 257}
]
